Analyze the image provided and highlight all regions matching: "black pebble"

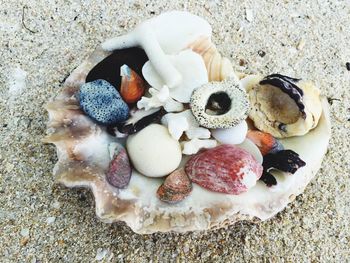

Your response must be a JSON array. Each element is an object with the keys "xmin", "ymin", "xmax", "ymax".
[
  {"xmin": 346, "ymin": 62, "xmax": 350, "ymax": 71},
  {"xmin": 258, "ymin": 50, "xmax": 266, "ymax": 57},
  {"xmin": 259, "ymin": 172, "xmax": 277, "ymax": 187}
]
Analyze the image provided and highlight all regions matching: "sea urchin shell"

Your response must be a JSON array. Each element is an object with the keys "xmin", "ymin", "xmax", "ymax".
[{"xmin": 190, "ymin": 78, "xmax": 250, "ymax": 129}]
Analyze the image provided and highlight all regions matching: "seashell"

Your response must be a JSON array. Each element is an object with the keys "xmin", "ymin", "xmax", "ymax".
[
  {"xmin": 142, "ymin": 49, "xmax": 208, "ymax": 103},
  {"xmin": 241, "ymin": 74, "xmax": 322, "ymax": 138},
  {"xmin": 246, "ymin": 130, "xmax": 284, "ymax": 156},
  {"xmin": 126, "ymin": 124, "xmax": 182, "ymax": 177},
  {"xmin": 190, "ymin": 78, "xmax": 250, "ymax": 129},
  {"xmin": 185, "ymin": 145, "xmax": 263, "ymax": 194},
  {"xmin": 45, "ymin": 79, "xmax": 331, "ymax": 233},
  {"xmin": 261, "ymin": 149, "xmax": 306, "ymax": 187},
  {"xmin": 46, "ymin": 12, "xmax": 331, "ymax": 234},
  {"xmin": 211, "ymin": 120, "xmax": 248, "ymax": 145},
  {"xmin": 263, "ymin": 149, "xmax": 306, "ymax": 174},
  {"xmin": 117, "ymin": 107, "xmax": 165, "ymax": 135},
  {"xmin": 78, "ymin": 79, "xmax": 129, "ymax": 125},
  {"xmin": 120, "ymin": 64, "xmax": 145, "ymax": 104},
  {"xmin": 187, "ymin": 36, "xmax": 236, "ymax": 81},
  {"xmin": 106, "ymin": 143, "xmax": 131, "ymax": 188},
  {"xmin": 156, "ymin": 168, "xmax": 192, "ymax": 203},
  {"xmin": 236, "ymin": 138, "xmax": 263, "ymax": 164}
]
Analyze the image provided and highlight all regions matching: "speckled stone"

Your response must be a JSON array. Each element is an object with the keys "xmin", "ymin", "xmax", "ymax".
[{"xmin": 0, "ymin": 1, "xmax": 349, "ymax": 262}]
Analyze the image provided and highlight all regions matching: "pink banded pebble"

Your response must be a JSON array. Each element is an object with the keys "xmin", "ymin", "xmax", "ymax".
[
  {"xmin": 157, "ymin": 168, "xmax": 192, "ymax": 204},
  {"xmin": 185, "ymin": 144, "xmax": 263, "ymax": 195}
]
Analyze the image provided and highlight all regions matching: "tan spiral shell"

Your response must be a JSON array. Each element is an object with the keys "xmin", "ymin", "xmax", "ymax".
[{"xmin": 187, "ymin": 36, "xmax": 235, "ymax": 81}]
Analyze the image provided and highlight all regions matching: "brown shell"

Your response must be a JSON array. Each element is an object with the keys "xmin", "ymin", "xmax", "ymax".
[{"xmin": 156, "ymin": 168, "xmax": 192, "ymax": 203}]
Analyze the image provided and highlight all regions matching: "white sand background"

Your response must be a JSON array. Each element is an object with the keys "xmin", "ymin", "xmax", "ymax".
[{"xmin": 0, "ymin": 0, "xmax": 349, "ymax": 262}]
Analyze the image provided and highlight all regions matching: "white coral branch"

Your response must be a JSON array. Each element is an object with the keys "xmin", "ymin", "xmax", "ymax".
[
  {"xmin": 162, "ymin": 109, "xmax": 217, "ymax": 154},
  {"xmin": 137, "ymin": 86, "xmax": 183, "ymax": 112},
  {"xmin": 182, "ymin": 138, "xmax": 217, "ymax": 155}
]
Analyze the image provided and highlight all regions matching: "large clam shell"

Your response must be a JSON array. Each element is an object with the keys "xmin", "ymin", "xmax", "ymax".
[{"xmin": 45, "ymin": 44, "xmax": 331, "ymax": 233}]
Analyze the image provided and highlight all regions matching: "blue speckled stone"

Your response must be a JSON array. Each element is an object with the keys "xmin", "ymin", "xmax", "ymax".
[{"xmin": 78, "ymin": 79, "xmax": 129, "ymax": 125}]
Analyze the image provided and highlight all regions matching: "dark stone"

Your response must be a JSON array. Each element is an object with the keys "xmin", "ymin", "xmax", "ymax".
[
  {"xmin": 258, "ymin": 50, "xmax": 266, "ymax": 57},
  {"xmin": 86, "ymin": 47, "xmax": 148, "ymax": 91},
  {"xmin": 263, "ymin": 149, "xmax": 306, "ymax": 174}
]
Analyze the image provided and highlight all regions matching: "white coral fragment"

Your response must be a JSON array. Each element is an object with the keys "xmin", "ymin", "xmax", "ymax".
[
  {"xmin": 142, "ymin": 50, "xmax": 208, "ymax": 103},
  {"xmin": 182, "ymin": 138, "xmax": 217, "ymax": 155},
  {"xmin": 102, "ymin": 11, "xmax": 211, "ymax": 89},
  {"xmin": 137, "ymin": 85, "xmax": 183, "ymax": 112},
  {"xmin": 162, "ymin": 109, "xmax": 215, "ymax": 154},
  {"xmin": 185, "ymin": 127, "xmax": 210, "ymax": 140},
  {"xmin": 167, "ymin": 115, "xmax": 189, "ymax": 140}
]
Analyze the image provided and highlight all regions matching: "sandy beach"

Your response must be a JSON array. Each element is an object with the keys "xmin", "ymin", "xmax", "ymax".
[{"xmin": 0, "ymin": 0, "xmax": 349, "ymax": 262}]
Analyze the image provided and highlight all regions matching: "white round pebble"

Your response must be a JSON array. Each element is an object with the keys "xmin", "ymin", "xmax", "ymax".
[
  {"xmin": 211, "ymin": 120, "xmax": 248, "ymax": 145},
  {"xmin": 126, "ymin": 124, "xmax": 182, "ymax": 177},
  {"xmin": 20, "ymin": 228, "xmax": 30, "ymax": 237},
  {"xmin": 46, "ymin": 216, "xmax": 56, "ymax": 224},
  {"xmin": 95, "ymin": 248, "xmax": 108, "ymax": 261}
]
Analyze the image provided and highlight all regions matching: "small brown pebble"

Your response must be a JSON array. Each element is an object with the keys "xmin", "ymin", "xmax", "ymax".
[
  {"xmin": 297, "ymin": 39, "xmax": 306, "ymax": 50},
  {"xmin": 58, "ymin": 239, "xmax": 65, "ymax": 246},
  {"xmin": 20, "ymin": 237, "xmax": 29, "ymax": 246},
  {"xmin": 239, "ymin": 59, "xmax": 246, "ymax": 66}
]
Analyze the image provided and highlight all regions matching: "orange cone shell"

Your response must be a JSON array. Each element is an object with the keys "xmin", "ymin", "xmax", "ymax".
[{"xmin": 120, "ymin": 64, "xmax": 145, "ymax": 104}]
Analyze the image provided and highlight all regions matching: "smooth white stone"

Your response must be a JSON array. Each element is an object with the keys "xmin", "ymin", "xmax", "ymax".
[
  {"xmin": 126, "ymin": 124, "xmax": 182, "ymax": 177},
  {"xmin": 211, "ymin": 121, "xmax": 248, "ymax": 145}
]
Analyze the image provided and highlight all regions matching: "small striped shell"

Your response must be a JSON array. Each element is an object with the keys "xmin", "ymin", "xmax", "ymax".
[{"xmin": 187, "ymin": 36, "xmax": 236, "ymax": 81}]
